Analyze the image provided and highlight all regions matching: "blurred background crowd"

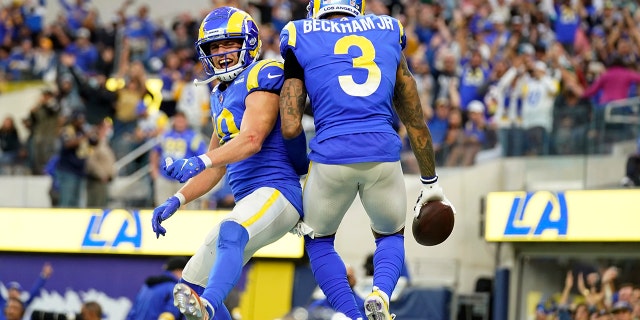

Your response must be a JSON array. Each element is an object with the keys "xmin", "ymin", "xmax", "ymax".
[{"xmin": 1, "ymin": 0, "xmax": 640, "ymax": 207}]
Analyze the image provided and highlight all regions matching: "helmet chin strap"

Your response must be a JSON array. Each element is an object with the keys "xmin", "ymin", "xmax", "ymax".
[{"xmin": 193, "ymin": 76, "xmax": 217, "ymax": 87}]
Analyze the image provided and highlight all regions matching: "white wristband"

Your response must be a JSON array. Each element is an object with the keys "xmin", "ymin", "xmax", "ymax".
[
  {"xmin": 174, "ymin": 192, "xmax": 186, "ymax": 206},
  {"xmin": 198, "ymin": 154, "xmax": 213, "ymax": 168}
]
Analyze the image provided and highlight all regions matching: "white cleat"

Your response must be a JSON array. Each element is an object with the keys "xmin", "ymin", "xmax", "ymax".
[
  {"xmin": 364, "ymin": 286, "xmax": 396, "ymax": 320},
  {"xmin": 173, "ymin": 283, "xmax": 214, "ymax": 320}
]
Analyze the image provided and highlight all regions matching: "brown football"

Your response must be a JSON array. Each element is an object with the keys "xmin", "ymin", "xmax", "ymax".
[{"xmin": 412, "ymin": 200, "xmax": 455, "ymax": 246}]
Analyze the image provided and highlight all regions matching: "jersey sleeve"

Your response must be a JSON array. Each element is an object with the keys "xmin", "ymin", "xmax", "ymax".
[
  {"xmin": 396, "ymin": 18, "xmax": 407, "ymax": 50},
  {"xmin": 279, "ymin": 21, "xmax": 298, "ymax": 59},
  {"xmin": 246, "ymin": 59, "xmax": 285, "ymax": 94}
]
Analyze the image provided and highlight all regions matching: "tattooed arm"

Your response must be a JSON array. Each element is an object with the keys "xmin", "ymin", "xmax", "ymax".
[
  {"xmin": 280, "ymin": 49, "xmax": 308, "ymax": 139},
  {"xmin": 280, "ymin": 78, "xmax": 307, "ymax": 139},
  {"xmin": 393, "ymin": 53, "xmax": 436, "ymax": 177}
]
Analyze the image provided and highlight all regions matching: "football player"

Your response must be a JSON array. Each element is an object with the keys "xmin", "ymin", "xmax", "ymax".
[
  {"xmin": 152, "ymin": 7, "xmax": 308, "ymax": 320},
  {"xmin": 278, "ymin": 1, "xmax": 455, "ymax": 319}
]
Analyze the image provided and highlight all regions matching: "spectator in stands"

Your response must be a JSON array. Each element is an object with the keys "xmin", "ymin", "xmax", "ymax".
[
  {"xmin": 61, "ymin": 53, "xmax": 117, "ymax": 126},
  {"xmin": 80, "ymin": 301, "xmax": 103, "ymax": 320},
  {"xmin": 134, "ymin": 102, "xmax": 169, "ymax": 145},
  {"xmin": 23, "ymin": 88, "xmax": 61, "ymax": 175},
  {"xmin": 429, "ymin": 97, "xmax": 451, "ymax": 166},
  {"xmin": 158, "ymin": 51, "xmax": 182, "ymax": 117},
  {"xmin": 517, "ymin": 60, "xmax": 559, "ymax": 156},
  {"xmin": 446, "ymin": 100, "xmax": 493, "ymax": 166},
  {"xmin": 0, "ymin": 262, "xmax": 53, "ymax": 316},
  {"xmin": 126, "ymin": 256, "xmax": 188, "ymax": 320},
  {"xmin": 442, "ymin": 107, "xmax": 464, "ymax": 167},
  {"xmin": 32, "ymin": 36, "xmax": 56, "ymax": 82},
  {"xmin": 611, "ymin": 301, "xmax": 633, "ymax": 320},
  {"xmin": 458, "ymin": 48, "xmax": 489, "ymax": 113},
  {"xmin": 487, "ymin": 58, "xmax": 522, "ymax": 157},
  {"xmin": 64, "ymin": 27, "xmax": 98, "ymax": 73},
  {"xmin": 7, "ymin": 39, "xmax": 34, "ymax": 80},
  {"xmin": 122, "ymin": 3, "xmax": 156, "ymax": 63},
  {"xmin": 149, "ymin": 111, "xmax": 207, "ymax": 208},
  {"xmin": 56, "ymin": 110, "xmax": 94, "ymax": 207},
  {"xmin": 0, "ymin": 115, "xmax": 22, "ymax": 174},
  {"xmin": 57, "ymin": 72, "xmax": 85, "ymax": 119},
  {"xmin": 2, "ymin": 298, "xmax": 23, "ymax": 320},
  {"xmin": 175, "ymin": 65, "xmax": 210, "ymax": 136},
  {"xmin": 551, "ymin": 81, "xmax": 592, "ymax": 155},
  {"xmin": 85, "ymin": 119, "xmax": 116, "ymax": 208},
  {"xmin": 58, "ymin": 0, "xmax": 91, "ymax": 32},
  {"xmin": 431, "ymin": 49, "xmax": 461, "ymax": 112},
  {"xmin": 582, "ymin": 55, "xmax": 640, "ymax": 151},
  {"xmin": 583, "ymin": 55, "xmax": 640, "ymax": 106}
]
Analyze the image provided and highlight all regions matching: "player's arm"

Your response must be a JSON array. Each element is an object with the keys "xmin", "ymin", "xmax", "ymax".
[
  {"xmin": 392, "ymin": 53, "xmax": 436, "ymax": 178},
  {"xmin": 280, "ymin": 49, "xmax": 309, "ymax": 174},
  {"xmin": 178, "ymin": 134, "xmax": 226, "ymax": 204},
  {"xmin": 152, "ymin": 132, "xmax": 225, "ymax": 238},
  {"xmin": 280, "ymin": 51, "xmax": 307, "ymax": 139},
  {"xmin": 394, "ymin": 53, "xmax": 456, "ymax": 216},
  {"xmin": 205, "ymin": 90, "xmax": 280, "ymax": 164}
]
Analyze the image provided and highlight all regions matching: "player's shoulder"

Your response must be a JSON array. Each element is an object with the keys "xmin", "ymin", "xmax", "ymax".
[{"xmin": 244, "ymin": 59, "xmax": 284, "ymax": 92}]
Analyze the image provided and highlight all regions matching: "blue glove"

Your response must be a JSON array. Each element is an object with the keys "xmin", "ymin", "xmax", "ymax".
[
  {"xmin": 164, "ymin": 156, "xmax": 209, "ymax": 183},
  {"xmin": 151, "ymin": 196, "xmax": 181, "ymax": 238}
]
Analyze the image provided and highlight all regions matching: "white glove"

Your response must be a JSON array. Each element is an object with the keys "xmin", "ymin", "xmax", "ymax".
[{"xmin": 414, "ymin": 176, "xmax": 456, "ymax": 218}]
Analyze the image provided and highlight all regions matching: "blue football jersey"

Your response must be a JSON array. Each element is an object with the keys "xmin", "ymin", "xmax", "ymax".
[
  {"xmin": 210, "ymin": 59, "xmax": 303, "ymax": 215},
  {"xmin": 280, "ymin": 14, "xmax": 406, "ymax": 164}
]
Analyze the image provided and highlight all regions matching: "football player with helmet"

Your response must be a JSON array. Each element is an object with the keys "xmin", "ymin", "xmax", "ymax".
[
  {"xmin": 279, "ymin": 0, "xmax": 454, "ymax": 319},
  {"xmin": 151, "ymin": 7, "xmax": 308, "ymax": 320}
]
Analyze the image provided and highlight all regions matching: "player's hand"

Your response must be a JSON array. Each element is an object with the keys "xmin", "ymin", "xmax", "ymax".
[
  {"xmin": 414, "ymin": 176, "xmax": 456, "ymax": 218},
  {"xmin": 163, "ymin": 156, "xmax": 208, "ymax": 183},
  {"xmin": 151, "ymin": 196, "xmax": 181, "ymax": 238}
]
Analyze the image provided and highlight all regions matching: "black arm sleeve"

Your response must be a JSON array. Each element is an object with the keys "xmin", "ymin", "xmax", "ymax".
[{"xmin": 283, "ymin": 49, "xmax": 304, "ymax": 80}]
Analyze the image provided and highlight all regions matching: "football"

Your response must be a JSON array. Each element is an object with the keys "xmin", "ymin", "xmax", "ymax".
[{"xmin": 412, "ymin": 200, "xmax": 455, "ymax": 246}]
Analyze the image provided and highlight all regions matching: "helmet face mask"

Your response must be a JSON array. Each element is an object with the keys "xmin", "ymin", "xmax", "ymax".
[
  {"xmin": 196, "ymin": 7, "xmax": 261, "ymax": 82},
  {"xmin": 307, "ymin": 0, "xmax": 366, "ymax": 19}
]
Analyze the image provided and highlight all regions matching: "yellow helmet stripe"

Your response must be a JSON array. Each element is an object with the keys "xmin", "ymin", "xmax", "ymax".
[
  {"xmin": 313, "ymin": 0, "xmax": 321, "ymax": 18},
  {"xmin": 198, "ymin": 20, "xmax": 205, "ymax": 40},
  {"xmin": 284, "ymin": 22, "xmax": 297, "ymax": 47},
  {"xmin": 361, "ymin": 0, "xmax": 366, "ymax": 15},
  {"xmin": 227, "ymin": 11, "xmax": 247, "ymax": 34}
]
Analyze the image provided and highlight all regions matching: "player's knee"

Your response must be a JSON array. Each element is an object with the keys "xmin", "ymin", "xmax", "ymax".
[{"xmin": 219, "ymin": 220, "xmax": 249, "ymax": 247}]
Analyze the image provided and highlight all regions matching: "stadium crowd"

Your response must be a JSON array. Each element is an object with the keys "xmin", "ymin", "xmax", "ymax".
[
  {"xmin": 534, "ymin": 266, "xmax": 640, "ymax": 320},
  {"xmin": 0, "ymin": 0, "xmax": 640, "ymax": 206}
]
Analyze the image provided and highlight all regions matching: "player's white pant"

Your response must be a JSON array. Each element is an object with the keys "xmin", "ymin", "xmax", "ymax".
[
  {"xmin": 182, "ymin": 187, "xmax": 300, "ymax": 288},
  {"xmin": 303, "ymin": 161, "xmax": 407, "ymax": 237}
]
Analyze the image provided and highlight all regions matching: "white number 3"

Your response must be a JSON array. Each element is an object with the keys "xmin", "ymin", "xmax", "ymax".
[{"xmin": 334, "ymin": 35, "xmax": 381, "ymax": 97}]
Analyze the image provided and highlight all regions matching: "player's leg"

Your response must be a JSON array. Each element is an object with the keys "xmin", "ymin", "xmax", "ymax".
[
  {"xmin": 357, "ymin": 161, "xmax": 406, "ymax": 320},
  {"xmin": 178, "ymin": 187, "xmax": 299, "ymax": 319},
  {"xmin": 303, "ymin": 162, "xmax": 363, "ymax": 319}
]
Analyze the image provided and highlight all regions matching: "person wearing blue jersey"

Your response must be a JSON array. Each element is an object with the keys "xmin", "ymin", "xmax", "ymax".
[
  {"xmin": 278, "ymin": 1, "xmax": 455, "ymax": 319},
  {"xmin": 150, "ymin": 111, "xmax": 207, "ymax": 209},
  {"xmin": 150, "ymin": 7, "xmax": 308, "ymax": 320}
]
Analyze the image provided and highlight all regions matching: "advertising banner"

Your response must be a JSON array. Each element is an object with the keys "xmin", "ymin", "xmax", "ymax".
[
  {"xmin": 484, "ymin": 190, "xmax": 640, "ymax": 242},
  {"xmin": 0, "ymin": 208, "xmax": 304, "ymax": 258}
]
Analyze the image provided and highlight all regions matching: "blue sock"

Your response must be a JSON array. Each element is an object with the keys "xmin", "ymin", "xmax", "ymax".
[
  {"xmin": 373, "ymin": 234, "xmax": 404, "ymax": 297},
  {"xmin": 211, "ymin": 305, "xmax": 232, "ymax": 320},
  {"xmin": 305, "ymin": 235, "xmax": 363, "ymax": 319},
  {"xmin": 201, "ymin": 221, "xmax": 249, "ymax": 317}
]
